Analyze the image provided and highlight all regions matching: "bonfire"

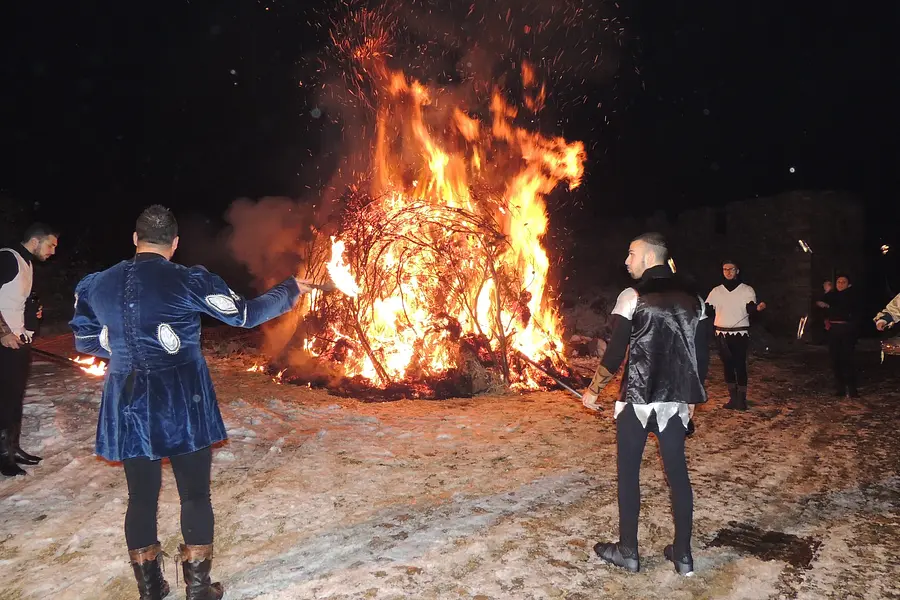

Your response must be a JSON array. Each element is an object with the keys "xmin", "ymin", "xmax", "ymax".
[{"xmin": 264, "ymin": 9, "xmax": 589, "ymax": 399}]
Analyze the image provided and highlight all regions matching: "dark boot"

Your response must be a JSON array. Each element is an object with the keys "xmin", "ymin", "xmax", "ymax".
[
  {"xmin": 129, "ymin": 542, "xmax": 171, "ymax": 600},
  {"xmin": 723, "ymin": 384, "xmax": 739, "ymax": 409},
  {"xmin": 0, "ymin": 429, "xmax": 26, "ymax": 477},
  {"xmin": 177, "ymin": 543, "xmax": 225, "ymax": 600},
  {"xmin": 664, "ymin": 544, "xmax": 694, "ymax": 576},
  {"xmin": 833, "ymin": 372, "xmax": 846, "ymax": 397},
  {"xmin": 736, "ymin": 386, "xmax": 749, "ymax": 411},
  {"xmin": 847, "ymin": 372, "xmax": 859, "ymax": 398},
  {"xmin": 593, "ymin": 541, "xmax": 640, "ymax": 573},
  {"xmin": 11, "ymin": 422, "xmax": 41, "ymax": 465}
]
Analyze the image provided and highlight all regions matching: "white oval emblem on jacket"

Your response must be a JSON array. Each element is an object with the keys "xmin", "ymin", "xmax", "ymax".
[
  {"xmin": 205, "ymin": 294, "xmax": 239, "ymax": 315},
  {"xmin": 157, "ymin": 323, "xmax": 181, "ymax": 354},
  {"xmin": 99, "ymin": 325, "xmax": 111, "ymax": 353}
]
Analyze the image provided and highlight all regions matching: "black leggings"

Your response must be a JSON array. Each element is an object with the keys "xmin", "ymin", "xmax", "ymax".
[
  {"xmin": 716, "ymin": 333, "xmax": 749, "ymax": 386},
  {"xmin": 122, "ymin": 446, "xmax": 214, "ymax": 550},
  {"xmin": 616, "ymin": 404, "xmax": 693, "ymax": 554},
  {"xmin": 0, "ymin": 345, "xmax": 31, "ymax": 431},
  {"xmin": 827, "ymin": 323, "xmax": 857, "ymax": 390}
]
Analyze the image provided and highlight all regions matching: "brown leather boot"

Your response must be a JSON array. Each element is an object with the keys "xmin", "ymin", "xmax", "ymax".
[
  {"xmin": 128, "ymin": 543, "xmax": 170, "ymax": 600},
  {"xmin": 176, "ymin": 543, "xmax": 225, "ymax": 600}
]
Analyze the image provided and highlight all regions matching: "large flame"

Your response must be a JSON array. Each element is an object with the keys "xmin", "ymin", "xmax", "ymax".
[
  {"xmin": 325, "ymin": 237, "xmax": 361, "ymax": 297},
  {"xmin": 304, "ymin": 50, "xmax": 585, "ymax": 390}
]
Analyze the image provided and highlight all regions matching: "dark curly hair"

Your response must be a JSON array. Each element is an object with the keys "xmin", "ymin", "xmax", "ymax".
[{"xmin": 135, "ymin": 205, "xmax": 178, "ymax": 245}]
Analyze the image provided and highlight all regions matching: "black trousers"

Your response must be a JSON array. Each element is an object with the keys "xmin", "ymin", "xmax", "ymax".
[
  {"xmin": 0, "ymin": 345, "xmax": 31, "ymax": 431},
  {"xmin": 617, "ymin": 404, "xmax": 693, "ymax": 555},
  {"xmin": 716, "ymin": 333, "xmax": 749, "ymax": 386},
  {"xmin": 122, "ymin": 446, "xmax": 214, "ymax": 550},
  {"xmin": 827, "ymin": 323, "xmax": 857, "ymax": 391}
]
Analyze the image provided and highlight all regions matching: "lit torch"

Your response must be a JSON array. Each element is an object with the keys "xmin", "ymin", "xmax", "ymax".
[
  {"xmin": 882, "ymin": 245, "xmax": 890, "ymax": 255},
  {"xmin": 30, "ymin": 347, "xmax": 107, "ymax": 376},
  {"xmin": 798, "ymin": 240, "xmax": 812, "ymax": 253},
  {"xmin": 796, "ymin": 315, "xmax": 808, "ymax": 340}
]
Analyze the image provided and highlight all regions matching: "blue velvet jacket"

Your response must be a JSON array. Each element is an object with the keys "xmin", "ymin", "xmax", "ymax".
[{"xmin": 69, "ymin": 253, "xmax": 301, "ymax": 461}]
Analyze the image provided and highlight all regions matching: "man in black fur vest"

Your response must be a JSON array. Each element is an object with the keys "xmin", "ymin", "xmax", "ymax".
[{"xmin": 581, "ymin": 232, "xmax": 710, "ymax": 576}]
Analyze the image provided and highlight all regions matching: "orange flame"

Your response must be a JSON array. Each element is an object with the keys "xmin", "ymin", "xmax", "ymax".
[
  {"xmin": 326, "ymin": 237, "xmax": 361, "ymax": 297},
  {"xmin": 247, "ymin": 363, "xmax": 285, "ymax": 385},
  {"xmin": 307, "ymin": 52, "xmax": 585, "ymax": 389},
  {"xmin": 72, "ymin": 355, "xmax": 107, "ymax": 376}
]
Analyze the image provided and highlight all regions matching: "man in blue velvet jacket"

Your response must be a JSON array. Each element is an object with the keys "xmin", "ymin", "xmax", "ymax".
[{"xmin": 70, "ymin": 205, "xmax": 313, "ymax": 600}]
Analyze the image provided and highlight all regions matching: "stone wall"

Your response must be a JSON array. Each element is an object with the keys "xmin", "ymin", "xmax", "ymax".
[
  {"xmin": 570, "ymin": 191, "xmax": 865, "ymax": 339},
  {"xmin": 666, "ymin": 191, "xmax": 865, "ymax": 337}
]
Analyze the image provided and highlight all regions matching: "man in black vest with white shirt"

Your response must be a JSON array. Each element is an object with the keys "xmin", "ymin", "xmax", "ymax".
[
  {"xmin": 0, "ymin": 223, "xmax": 58, "ymax": 477},
  {"xmin": 581, "ymin": 232, "xmax": 709, "ymax": 576}
]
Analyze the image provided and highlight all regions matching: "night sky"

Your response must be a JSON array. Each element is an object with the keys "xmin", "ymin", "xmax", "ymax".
[{"xmin": 0, "ymin": 1, "xmax": 892, "ymax": 249}]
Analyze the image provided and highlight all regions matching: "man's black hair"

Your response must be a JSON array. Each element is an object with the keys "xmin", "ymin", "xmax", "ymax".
[
  {"xmin": 22, "ymin": 222, "xmax": 60, "ymax": 243},
  {"xmin": 135, "ymin": 205, "xmax": 178, "ymax": 245}
]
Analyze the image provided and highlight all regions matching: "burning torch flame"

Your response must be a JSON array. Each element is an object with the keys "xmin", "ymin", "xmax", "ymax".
[
  {"xmin": 326, "ymin": 237, "xmax": 361, "ymax": 298},
  {"xmin": 667, "ymin": 258, "xmax": 677, "ymax": 273},
  {"xmin": 797, "ymin": 315, "xmax": 808, "ymax": 340},
  {"xmin": 882, "ymin": 245, "xmax": 890, "ymax": 255},
  {"xmin": 798, "ymin": 239, "xmax": 812, "ymax": 253},
  {"xmin": 71, "ymin": 355, "xmax": 107, "ymax": 376}
]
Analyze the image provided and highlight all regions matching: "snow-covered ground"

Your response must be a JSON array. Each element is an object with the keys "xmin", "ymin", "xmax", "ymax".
[{"xmin": 1, "ymin": 340, "xmax": 899, "ymax": 599}]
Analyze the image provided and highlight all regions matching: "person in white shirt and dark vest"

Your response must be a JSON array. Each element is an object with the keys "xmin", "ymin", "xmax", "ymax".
[
  {"xmin": 70, "ymin": 206, "xmax": 316, "ymax": 600},
  {"xmin": 0, "ymin": 223, "xmax": 59, "ymax": 477},
  {"xmin": 581, "ymin": 232, "xmax": 709, "ymax": 576},
  {"xmin": 705, "ymin": 260, "xmax": 766, "ymax": 410}
]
